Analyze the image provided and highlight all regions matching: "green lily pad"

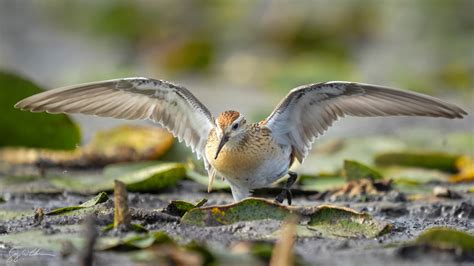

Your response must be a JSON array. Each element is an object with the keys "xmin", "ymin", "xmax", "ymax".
[
  {"xmin": 46, "ymin": 192, "xmax": 109, "ymax": 215},
  {"xmin": 307, "ymin": 205, "xmax": 392, "ymax": 238},
  {"xmin": 414, "ymin": 227, "xmax": 474, "ymax": 252},
  {"xmin": 51, "ymin": 162, "xmax": 186, "ymax": 193},
  {"xmin": 99, "ymin": 231, "xmax": 174, "ymax": 251},
  {"xmin": 300, "ymin": 137, "xmax": 406, "ymax": 175},
  {"xmin": 384, "ymin": 167, "xmax": 449, "ymax": 195},
  {"xmin": 165, "ymin": 198, "xmax": 208, "ymax": 217},
  {"xmin": 0, "ymin": 224, "xmax": 84, "ymax": 251},
  {"xmin": 343, "ymin": 160, "xmax": 384, "ymax": 181},
  {"xmin": 299, "ymin": 175, "xmax": 346, "ymax": 191},
  {"xmin": 400, "ymin": 131, "xmax": 474, "ymax": 157},
  {"xmin": 375, "ymin": 152, "xmax": 459, "ymax": 173},
  {"xmin": 182, "ymin": 199, "xmax": 391, "ymax": 238},
  {"xmin": 102, "ymin": 223, "xmax": 148, "ymax": 233},
  {"xmin": 0, "ymin": 71, "xmax": 81, "ymax": 150},
  {"xmin": 181, "ymin": 198, "xmax": 294, "ymax": 226}
]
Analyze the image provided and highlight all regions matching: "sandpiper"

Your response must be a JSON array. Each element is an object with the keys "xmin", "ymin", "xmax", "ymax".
[{"xmin": 15, "ymin": 78, "xmax": 467, "ymax": 204}]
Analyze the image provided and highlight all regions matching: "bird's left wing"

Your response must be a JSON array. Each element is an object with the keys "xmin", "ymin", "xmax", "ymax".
[
  {"xmin": 15, "ymin": 77, "xmax": 215, "ymax": 160},
  {"xmin": 263, "ymin": 81, "xmax": 467, "ymax": 163}
]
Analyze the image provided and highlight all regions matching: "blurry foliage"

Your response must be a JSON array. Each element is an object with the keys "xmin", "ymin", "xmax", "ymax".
[
  {"xmin": 406, "ymin": 227, "xmax": 474, "ymax": 253},
  {"xmin": 51, "ymin": 162, "xmax": 186, "ymax": 194},
  {"xmin": 160, "ymin": 37, "xmax": 215, "ymax": 74},
  {"xmin": 263, "ymin": 54, "xmax": 358, "ymax": 93},
  {"xmin": 38, "ymin": 0, "xmax": 473, "ymax": 93},
  {"xmin": 87, "ymin": 125, "xmax": 174, "ymax": 161},
  {"xmin": 0, "ymin": 71, "xmax": 81, "ymax": 150},
  {"xmin": 259, "ymin": 1, "xmax": 378, "ymax": 55},
  {"xmin": 375, "ymin": 152, "xmax": 460, "ymax": 173},
  {"xmin": 450, "ymin": 155, "xmax": 474, "ymax": 183},
  {"xmin": 0, "ymin": 125, "xmax": 175, "ymax": 167},
  {"xmin": 343, "ymin": 160, "xmax": 383, "ymax": 181}
]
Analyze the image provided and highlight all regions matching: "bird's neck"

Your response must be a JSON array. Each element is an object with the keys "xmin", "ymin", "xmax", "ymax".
[{"xmin": 225, "ymin": 127, "xmax": 251, "ymax": 150}]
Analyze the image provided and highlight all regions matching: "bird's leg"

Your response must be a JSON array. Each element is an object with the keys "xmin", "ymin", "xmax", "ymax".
[{"xmin": 275, "ymin": 171, "xmax": 298, "ymax": 205}]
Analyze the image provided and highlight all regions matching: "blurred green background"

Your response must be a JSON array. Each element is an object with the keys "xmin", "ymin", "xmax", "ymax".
[{"xmin": 0, "ymin": 0, "xmax": 472, "ymax": 144}]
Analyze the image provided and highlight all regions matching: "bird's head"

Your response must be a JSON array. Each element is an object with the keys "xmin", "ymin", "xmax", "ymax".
[{"xmin": 214, "ymin": 110, "xmax": 247, "ymax": 159}]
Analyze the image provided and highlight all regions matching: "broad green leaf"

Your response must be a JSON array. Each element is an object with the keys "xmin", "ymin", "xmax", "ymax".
[
  {"xmin": 299, "ymin": 175, "xmax": 346, "ymax": 191},
  {"xmin": 51, "ymin": 162, "xmax": 186, "ymax": 193},
  {"xmin": 165, "ymin": 198, "xmax": 208, "ymax": 217},
  {"xmin": 182, "ymin": 198, "xmax": 391, "ymax": 239},
  {"xmin": 400, "ymin": 131, "xmax": 474, "ymax": 157},
  {"xmin": 0, "ymin": 174, "xmax": 64, "ymax": 194},
  {"xmin": 181, "ymin": 198, "xmax": 295, "ymax": 226},
  {"xmin": 0, "ymin": 71, "xmax": 81, "ymax": 150},
  {"xmin": 414, "ymin": 227, "xmax": 474, "ymax": 252},
  {"xmin": 375, "ymin": 151, "xmax": 459, "ymax": 173},
  {"xmin": 343, "ymin": 160, "xmax": 383, "ymax": 181},
  {"xmin": 383, "ymin": 167, "xmax": 449, "ymax": 195},
  {"xmin": 102, "ymin": 223, "xmax": 148, "ymax": 233},
  {"xmin": 307, "ymin": 205, "xmax": 391, "ymax": 238},
  {"xmin": 300, "ymin": 137, "xmax": 406, "ymax": 175},
  {"xmin": 46, "ymin": 192, "xmax": 109, "ymax": 215},
  {"xmin": 99, "ymin": 231, "xmax": 173, "ymax": 251},
  {"xmin": 0, "ymin": 224, "xmax": 84, "ymax": 251}
]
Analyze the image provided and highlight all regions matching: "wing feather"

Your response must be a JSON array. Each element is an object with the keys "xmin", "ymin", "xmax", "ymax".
[
  {"xmin": 264, "ymin": 82, "xmax": 467, "ymax": 162},
  {"xmin": 15, "ymin": 77, "xmax": 216, "ymax": 163}
]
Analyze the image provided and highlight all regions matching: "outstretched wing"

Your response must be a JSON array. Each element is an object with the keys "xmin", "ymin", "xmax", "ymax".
[
  {"xmin": 263, "ymin": 81, "xmax": 467, "ymax": 162},
  {"xmin": 15, "ymin": 77, "xmax": 215, "ymax": 160}
]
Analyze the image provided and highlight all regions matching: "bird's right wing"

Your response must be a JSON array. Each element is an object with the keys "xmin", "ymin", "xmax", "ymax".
[
  {"xmin": 263, "ymin": 81, "xmax": 467, "ymax": 163},
  {"xmin": 15, "ymin": 77, "xmax": 215, "ymax": 161}
]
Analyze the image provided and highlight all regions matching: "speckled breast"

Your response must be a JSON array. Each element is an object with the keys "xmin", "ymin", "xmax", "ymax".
[{"xmin": 205, "ymin": 126, "xmax": 291, "ymax": 188}]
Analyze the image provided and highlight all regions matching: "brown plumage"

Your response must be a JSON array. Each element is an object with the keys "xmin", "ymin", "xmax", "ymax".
[{"xmin": 216, "ymin": 110, "xmax": 240, "ymax": 130}]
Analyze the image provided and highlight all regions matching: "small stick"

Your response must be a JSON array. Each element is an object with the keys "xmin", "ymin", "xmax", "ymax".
[
  {"xmin": 269, "ymin": 216, "xmax": 298, "ymax": 266},
  {"xmin": 114, "ymin": 180, "xmax": 132, "ymax": 230},
  {"xmin": 78, "ymin": 215, "xmax": 98, "ymax": 266}
]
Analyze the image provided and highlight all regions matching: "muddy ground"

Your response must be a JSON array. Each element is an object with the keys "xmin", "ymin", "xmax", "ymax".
[{"xmin": 1, "ymin": 174, "xmax": 473, "ymax": 266}]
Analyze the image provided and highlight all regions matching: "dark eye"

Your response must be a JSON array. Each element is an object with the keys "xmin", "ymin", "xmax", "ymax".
[{"xmin": 232, "ymin": 123, "xmax": 239, "ymax": 130}]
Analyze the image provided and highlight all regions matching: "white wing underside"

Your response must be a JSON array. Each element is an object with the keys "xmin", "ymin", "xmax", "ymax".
[
  {"xmin": 264, "ymin": 81, "xmax": 467, "ymax": 163},
  {"xmin": 15, "ymin": 77, "xmax": 215, "ymax": 168}
]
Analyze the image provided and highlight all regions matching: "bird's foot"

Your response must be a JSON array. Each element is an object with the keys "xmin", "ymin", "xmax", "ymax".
[
  {"xmin": 274, "ymin": 188, "xmax": 293, "ymax": 205},
  {"xmin": 274, "ymin": 171, "xmax": 297, "ymax": 205}
]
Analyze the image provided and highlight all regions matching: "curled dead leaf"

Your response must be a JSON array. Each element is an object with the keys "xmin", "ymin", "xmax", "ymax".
[
  {"xmin": 84, "ymin": 125, "xmax": 174, "ymax": 163},
  {"xmin": 449, "ymin": 155, "xmax": 474, "ymax": 183},
  {"xmin": 0, "ymin": 125, "xmax": 174, "ymax": 168}
]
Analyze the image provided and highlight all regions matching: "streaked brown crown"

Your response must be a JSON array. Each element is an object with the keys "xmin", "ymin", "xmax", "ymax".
[{"xmin": 217, "ymin": 110, "xmax": 240, "ymax": 130}]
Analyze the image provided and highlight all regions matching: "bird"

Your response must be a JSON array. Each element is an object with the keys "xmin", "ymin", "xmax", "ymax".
[{"xmin": 15, "ymin": 78, "xmax": 467, "ymax": 204}]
